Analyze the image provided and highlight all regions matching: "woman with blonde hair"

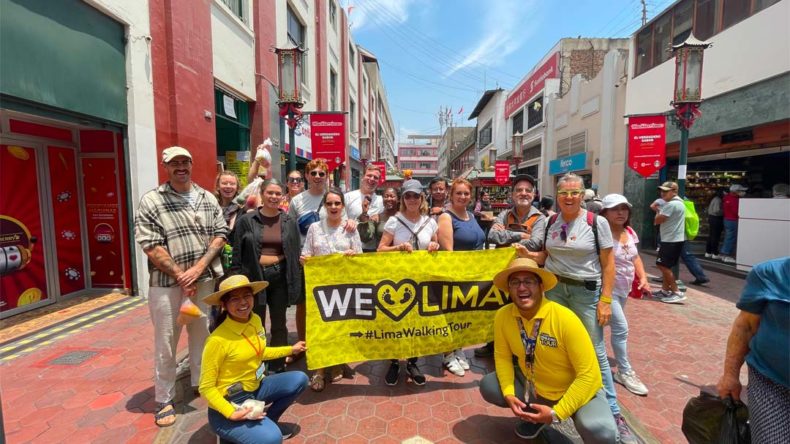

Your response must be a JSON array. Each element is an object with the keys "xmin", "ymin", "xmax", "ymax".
[{"xmin": 215, "ymin": 170, "xmax": 243, "ymax": 230}]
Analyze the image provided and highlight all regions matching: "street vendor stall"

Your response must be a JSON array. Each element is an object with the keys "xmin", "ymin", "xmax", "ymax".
[{"xmin": 468, "ymin": 170, "xmax": 512, "ymax": 217}]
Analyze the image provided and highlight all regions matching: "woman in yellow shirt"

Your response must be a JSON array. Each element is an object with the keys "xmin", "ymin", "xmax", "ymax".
[{"xmin": 199, "ymin": 275, "xmax": 308, "ymax": 443}]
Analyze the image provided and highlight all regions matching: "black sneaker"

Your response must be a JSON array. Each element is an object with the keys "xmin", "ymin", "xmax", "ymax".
[
  {"xmin": 278, "ymin": 422, "xmax": 296, "ymax": 440},
  {"xmin": 514, "ymin": 421, "xmax": 545, "ymax": 439},
  {"xmin": 385, "ymin": 361, "xmax": 400, "ymax": 386},
  {"xmin": 406, "ymin": 362, "xmax": 426, "ymax": 386},
  {"xmin": 690, "ymin": 278, "xmax": 710, "ymax": 286},
  {"xmin": 474, "ymin": 342, "xmax": 494, "ymax": 357}
]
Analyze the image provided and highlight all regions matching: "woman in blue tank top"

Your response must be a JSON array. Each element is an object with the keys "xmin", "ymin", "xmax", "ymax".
[{"xmin": 437, "ymin": 178, "xmax": 485, "ymax": 376}]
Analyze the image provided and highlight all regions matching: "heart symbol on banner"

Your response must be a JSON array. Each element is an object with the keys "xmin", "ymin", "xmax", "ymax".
[{"xmin": 376, "ymin": 280, "xmax": 418, "ymax": 322}]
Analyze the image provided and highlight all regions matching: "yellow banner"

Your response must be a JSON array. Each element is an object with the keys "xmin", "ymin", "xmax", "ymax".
[{"xmin": 304, "ymin": 249, "xmax": 516, "ymax": 369}]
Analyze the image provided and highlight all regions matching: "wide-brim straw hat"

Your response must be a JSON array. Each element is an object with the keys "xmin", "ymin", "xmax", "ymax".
[
  {"xmin": 203, "ymin": 275, "xmax": 268, "ymax": 306},
  {"xmin": 493, "ymin": 258, "xmax": 558, "ymax": 292}
]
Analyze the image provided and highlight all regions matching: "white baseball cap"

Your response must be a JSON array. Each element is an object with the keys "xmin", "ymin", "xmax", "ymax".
[
  {"xmin": 162, "ymin": 146, "xmax": 192, "ymax": 163},
  {"xmin": 601, "ymin": 193, "xmax": 632, "ymax": 209}
]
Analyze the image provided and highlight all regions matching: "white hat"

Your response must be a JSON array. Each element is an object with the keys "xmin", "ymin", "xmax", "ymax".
[
  {"xmin": 730, "ymin": 184, "xmax": 748, "ymax": 192},
  {"xmin": 162, "ymin": 146, "xmax": 192, "ymax": 163},
  {"xmin": 601, "ymin": 193, "xmax": 632, "ymax": 209}
]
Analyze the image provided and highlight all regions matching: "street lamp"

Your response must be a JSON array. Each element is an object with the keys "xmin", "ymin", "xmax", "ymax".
[
  {"xmin": 511, "ymin": 131, "xmax": 524, "ymax": 170},
  {"xmin": 670, "ymin": 33, "xmax": 711, "ymax": 197},
  {"xmin": 275, "ymin": 45, "xmax": 306, "ymax": 174}
]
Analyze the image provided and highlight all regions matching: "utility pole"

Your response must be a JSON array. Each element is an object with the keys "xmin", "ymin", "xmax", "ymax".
[{"xmin": 641, "ymin": 0, "xmax": 647, "ymax": 25}]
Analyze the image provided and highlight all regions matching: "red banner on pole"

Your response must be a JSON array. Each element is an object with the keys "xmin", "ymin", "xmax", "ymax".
[
  {"xmin": 628, "ymin": 115, "xmax": 667, "ymax": 177},
  {"xmin": 310, "ymin": 113, "xmax": 346, "ymax": 172},
  {"xmin": 371, "ymin": 161, "xmax": 387, "ymax": 186},
  {"xmin": 495, "ymin": 161, "xmax": 511, "ymax": 185}
]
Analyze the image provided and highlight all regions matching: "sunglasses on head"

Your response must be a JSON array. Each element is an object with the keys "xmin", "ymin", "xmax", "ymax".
[{"xmin": 310, "ymin": 171, "xmax": 327, "ymax": 177}]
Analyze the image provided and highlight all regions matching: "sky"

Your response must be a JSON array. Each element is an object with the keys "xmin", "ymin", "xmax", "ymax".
[{"xmin": 346, "ymin": 0, "xmax": 677, "ymax": 145}]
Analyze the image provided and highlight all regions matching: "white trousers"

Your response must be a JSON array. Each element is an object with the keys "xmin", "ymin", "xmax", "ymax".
[{"xmin": 148, "ymin": 280, "xmax": 213, "ymax": 403}]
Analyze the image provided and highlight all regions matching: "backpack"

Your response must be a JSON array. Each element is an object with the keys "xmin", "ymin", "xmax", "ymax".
[
  {"xmin": 543, "ymin": 210, "xmax": 600, "ymax": 255},
  {"xmin": 684, "ymin": 198, "xmax": 700, "ymax": 241}
]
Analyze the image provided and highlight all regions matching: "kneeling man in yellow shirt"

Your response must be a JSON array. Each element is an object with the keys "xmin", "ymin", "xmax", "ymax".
[{"xmin": 479, "ymin": 258, "xmax": 617, "ymax": 442}]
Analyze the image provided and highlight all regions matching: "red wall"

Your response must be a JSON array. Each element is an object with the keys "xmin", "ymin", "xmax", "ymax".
[
  {"xmin": 149, "ymin": 0, "xmax": 216, "ymax": 190},
  {"xmin": 250, "ymin": 0, "xmax": 279, "ymax": 145}
]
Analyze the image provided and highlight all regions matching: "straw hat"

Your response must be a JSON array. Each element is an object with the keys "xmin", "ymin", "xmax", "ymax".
[
  {"xmin": 493, "ymin": 258, "xmax": 557, "ymax": 292},
  {"xmin": 202, "ymin": 275, "xmax": 268, "ymax": 306}
]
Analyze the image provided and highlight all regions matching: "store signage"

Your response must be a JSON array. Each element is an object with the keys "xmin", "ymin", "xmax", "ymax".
[
  {"xmin": 495, "ymin": 161, "xmax": 510, "ymax": 185},
  {"xmin": 627, "ymin": 115, "xmax": 666, "ymax": 177},
  {"xmin": 82, "ymin": 157, "xmax": 124, "ymax": 287},
  {"xmin": 350, "ymin": 145, "xmax": 360, "ymax": 161},
  {"xmin": 310, "ymin": 113, "xmax": 346, "ymax": 172},
  {"xmin": 505, "ymin": 52, "xmax": 560, "ymax": 119},
  {"xmin": 549, "ymin": 152, "xmax": 587, "ymax": 176},
  {"xmin": 371, "ymin": 161, "xmax": 387, "ymax": 186}
]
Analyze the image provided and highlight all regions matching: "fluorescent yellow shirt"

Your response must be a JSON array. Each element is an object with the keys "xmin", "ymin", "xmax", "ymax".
[
  {"xmin": 198, "ymin": 314, "xmax": 292, "ymax": 418},
  {"xmin": 493, "ymin": 298, "xmax": 602, "ymax": 419}
]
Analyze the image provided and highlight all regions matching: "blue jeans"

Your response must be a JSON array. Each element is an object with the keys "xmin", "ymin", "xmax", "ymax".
[
  {"xmin": 208, "ymin": 371, "xmax": 309, "ymax": 444},
  {"xmin": 680, "ymin": 244, "xmax": 707, "ymax": 281},
  {"xmin": 721, "ymin": 220, "xmax": 738, "ymax": 255},
  {"xmin": 609, "ymin": 295, "xmax": 632, "ymax": 374},
  {"xmin": 546, "ymin": 282, "xmax": 620, "ymax": 416}
]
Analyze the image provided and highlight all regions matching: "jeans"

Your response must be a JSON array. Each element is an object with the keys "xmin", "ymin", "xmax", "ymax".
[
  {"xmin": 680, "ymin": 245, "xmax": 707, "ymax": 281},
  {"xmin": 545, "ymin": 282, "xmax": 620, "ymax": 416},
  {"xmin": 721, "ymin": 219, "xmax": 738, "ymax": 256},
  {"xmin": 479, "ymin": 370, "xmax": 617, "ymax": 444},
  {"xmin": 208, "ymin": 371, "xmax": 309, "ymax": 444},
  {"xmin": 609, "ymin": 295, "xmax": 632, "ymax": 374},
  {"xmin": 706, "ymin": 215, "xmax": 724, "ymax": 255},
  {"xmin": 257, "ymin": 263, "xmax": 290, "ymax": 370}
]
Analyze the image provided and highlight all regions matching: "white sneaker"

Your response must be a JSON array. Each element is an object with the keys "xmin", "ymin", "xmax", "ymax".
[
  {"xmin": 711, "ymin": 254, "xmax": 720, "ymax": 260},
  {"xmin": 704, "ymin": 253, "xmax": 712, "ymax": 258},
  {"xmin": 443, "ymin": 353, "xmax": 465, "ymax": 376},
  {"xmin": 722, "ymin": 256, "xmax": 736, "ymax": 264},
  {"xmin": 454, "ymin": 349, "xmax": 470, "ymax": 370},
  {"xmin": 661, "ymin": 292, "xmax": 687, "ymax": 304},
  {"xmin": 614, "ymin": 370, "xmax": 649, "ymax": 396}
]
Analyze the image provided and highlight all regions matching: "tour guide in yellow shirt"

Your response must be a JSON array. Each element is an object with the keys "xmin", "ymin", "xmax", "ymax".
[
  {"xmin": 199, "ymin": 275, "xmax": 308, "ymax": 443},
  {"xmin": 479, "ymin": 258, "xmax": 617, "ymax": 442}
]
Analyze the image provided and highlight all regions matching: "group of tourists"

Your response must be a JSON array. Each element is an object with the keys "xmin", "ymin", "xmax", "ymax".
[{"xmin": 135, "ymin": 143, "xmax": 735, "ymax": 443}]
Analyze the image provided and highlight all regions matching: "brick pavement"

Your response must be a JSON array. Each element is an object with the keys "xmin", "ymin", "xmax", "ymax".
[{"xmin": 1, "ymin": 255, "xmax": 747, "ymax": 443}]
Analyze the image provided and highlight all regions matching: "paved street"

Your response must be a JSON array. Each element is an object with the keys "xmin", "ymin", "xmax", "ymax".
[{"xmin": 1, "ymin": 255, "xmax": 746, "ymax": 444}]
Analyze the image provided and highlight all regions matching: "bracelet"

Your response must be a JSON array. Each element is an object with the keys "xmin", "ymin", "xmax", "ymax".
[{"xmin": 599, "ymin": 295, "xmax": 612, "ymax": 304}]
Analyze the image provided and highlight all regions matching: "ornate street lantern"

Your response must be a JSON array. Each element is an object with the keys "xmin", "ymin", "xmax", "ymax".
[
  {"xmin": 275, "ymin": 46, "xmax": 306, "ymax": 173},
  {"xmin": 511, "ymin": 131, "xmax": 523, "ymax": 166}
]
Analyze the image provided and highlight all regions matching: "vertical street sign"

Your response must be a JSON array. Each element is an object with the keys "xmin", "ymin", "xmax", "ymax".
[{"xmin": 628, "ymin": 115, "xmax": 667, "ymax": 177}]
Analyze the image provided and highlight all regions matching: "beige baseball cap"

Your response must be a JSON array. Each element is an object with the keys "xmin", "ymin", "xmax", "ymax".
[{"xmin": 162, "ymin": 146, "xmax": 192, "ymax": 163}]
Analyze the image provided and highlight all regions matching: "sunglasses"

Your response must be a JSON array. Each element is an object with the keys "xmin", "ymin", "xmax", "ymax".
[
  {"xmin": 310, "ymin": 171, "xmax": 327, "ymax": 177},
  {"xmin": 508, "ymin": 278, "xmax": 540, "ymax": 288},
  {"xmin": 403, "ymin": 193, "xmax": 421, "ymax": 200},
  {"xmin": 325, "ymin": 201, "xmax": 342, "ymax": 207},
  {"xmin": 560, "ymin": 223, "xmax": 569, "ymax": 242},
  {"xmin": 288, "ymin": 177, "xmax": 303, "ymax": 183},
  {"xmin": 557, "ymin": 189, "xmax": 583, "ymax": 197}
]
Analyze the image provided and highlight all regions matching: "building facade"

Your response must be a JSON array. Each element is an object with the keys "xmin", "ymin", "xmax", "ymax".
[
  {"xmin": 468, "ymin": 89, "xmax": 508, "ymax": 172},
  {"xmin": 398, "ymin": 135, "xmax": 440, "ymax": 185}
]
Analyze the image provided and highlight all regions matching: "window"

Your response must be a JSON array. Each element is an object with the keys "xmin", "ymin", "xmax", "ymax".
[
  {"xmin": 479, "ymin": 120, "xmax": 492, "ymax": 147},
  {"xmin": 329, "ymin": 0, "xmax": 337, "ymax": 30},
  {"xmin": 287, "ymin": 7, "xmax": 307, "ymax": 81},
  {"xmin": 722, "ymin": 0, "xmax": 750, "ymax": 29},
  {"xmin": 570, "ymin": 131, "xmax": 586, "ymax": 155},
  {"xmin": 527, "ymin": 97, "xmax": 543, "ymax": 128},
  {"xmin": 330, "ymin": 69, "xmax": 338, "ymax": 110},
  {"xmin": 652, "ymin": 14, "xmax": 672, "ymax": 66},
  {"xmin": 221, "ymin": 0, "xmax": 245, "ymax": 22},
  {"xmin": 420, "ymin": 162, "xmax": 432, "ymax": 169},
  {"xmin": 672, "ymin": 0, "xmax": 693, "ymax": 45},
  {"xmin": 349, "ymin": 43, "xmax": 356, "ymax": 70},
  {"xmin": 362, "ymin": 118, "xmax": 368, "ymax": 136},
  {"xmin": 694, "ymin": 0, "xmax": 720, "ymax": 40},
  {"xmin": 523, "ymin": 145, "xmax": 541, "ymax": 162},
  {"xmin": 556, "ymin": 136, "xmax": 571, "ymax": 157},
  {"xmin": 349, "ymin": 99, "xmax": 356, "ymax": 132},
  {"xmin": 512, "ymin": 110, "xmax": 524, "ymax": 135},
  {"xmin": 635, "ymin": 27, "xmax": 653, "ymax": 76}
]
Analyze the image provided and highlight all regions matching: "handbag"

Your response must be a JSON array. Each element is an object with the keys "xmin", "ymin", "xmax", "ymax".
[
  {"xmin": 395, "ymin": 216, "xmax": 431, "ymax": 250},
  {"xmin": 297, "ymin": 198, "xmax": 323, "ymax": 236},
  {"xmin": 682, "ymin": 390, "xmax": 751, "ymax": 444}
]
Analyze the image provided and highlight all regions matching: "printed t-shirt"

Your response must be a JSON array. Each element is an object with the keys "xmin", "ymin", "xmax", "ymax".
[{"xmin": 544, "ymin": 210, "xmax": 614, "ymax": 281}]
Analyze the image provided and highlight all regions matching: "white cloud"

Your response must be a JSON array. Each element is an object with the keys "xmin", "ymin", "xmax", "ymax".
[
  {"xmin": 349, "ymin": 0, "xmax": 418, "ymax": 31},
  {"xmin": 446, "ymin": 0, "xmax": 538, "ymax": 76}
]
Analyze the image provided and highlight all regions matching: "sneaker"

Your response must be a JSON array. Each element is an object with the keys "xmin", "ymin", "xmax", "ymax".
[
  {"xmin": 278, "ymin": 423, "xmax": 296, "ymax": 440},
  {"xmin": 614, "ymin": 370, "xmax": 649, "ymax": 396},
  {"xmin": 651, "ymin": 289, "xmax": 670, "ymax": 299},
  {"xmin": 385, "ymin": 361, "xmax": 400, "ymax": 386},
  {"xmin": 650, "ymin": 276, "xmax": 664, "ymax": 283},
  {"xmin": 616, "ymin": 415, "xmax": 639, "ymax": 444},
  {"xmin": 454, "ymin": 349, "xmax": 470, "ymax": 370},
  {"xmin": 660, "ymin": 292, "xmax": 687, "ymax": 304},
  {"xmin": 711, "ymin": 254, "xmax": 720, "ymax": 260},
  {"xmin": 704, "ymin": 253, "xmax": 712, "ymax": 258},
  {"xmin": 722, "ymin": 256, "xmax": 736, "ymax": 264},
  {"xmin": 514, "ymin": 421, "xmax": 545, "ymax": 439},
  {"xmin": 474, "ymin": 342, "xmax": 494, "ymax": 357},
  {"xmin": 443, "ymin": 353, "xmax": 465, "ymax": 376},
  {"xmin": 406, "ymin": 361, "xmax": 426, "ymax": 386},
  {"xmin": 690, "ymin": 278, "xmax": 710, "ymax": 286}
]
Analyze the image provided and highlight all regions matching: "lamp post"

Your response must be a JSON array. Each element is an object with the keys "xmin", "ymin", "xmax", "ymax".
[
  {"xmin": 275, "ymin": 46, "xmax": 306, "ymax": 174},
  {"xmin": 511, "ymin": 131, "xmax": 523, "ymax": 172},
  {"xmin": 670, "ymin": 34, "xmax": 711, "ymax": 198}
]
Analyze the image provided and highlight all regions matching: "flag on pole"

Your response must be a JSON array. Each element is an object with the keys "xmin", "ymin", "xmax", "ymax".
[{"xmin": 458, "ymin": 106, "xmax": 464, "ymax": 115}]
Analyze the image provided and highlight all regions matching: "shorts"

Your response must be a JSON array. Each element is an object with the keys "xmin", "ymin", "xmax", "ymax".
[{"xmin": 657, "ymin": 241, "xmax": 684, "ymax": 268}]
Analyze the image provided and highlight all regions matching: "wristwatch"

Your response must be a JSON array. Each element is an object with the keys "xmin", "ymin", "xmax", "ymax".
[{"xmin": 550, "ymin": 409, "xmax": 561, "ymax": 424}]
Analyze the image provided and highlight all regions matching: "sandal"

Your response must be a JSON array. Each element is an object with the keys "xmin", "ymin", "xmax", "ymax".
[
  {"xmin": 154, "ymin": 401, "xmax": 176, "ymax": 427},
  {"xmin": 330, "ymin": 365, "xmax": 344, "ymax": 382},
  {"xmin": 310, "ymin": 372, "xmax": 326, "ymax": 392}
]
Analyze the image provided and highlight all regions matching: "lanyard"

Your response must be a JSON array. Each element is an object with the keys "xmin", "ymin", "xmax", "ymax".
[
  {"xmin": 516, "ymin": 317, "xmax": 542, "ymax": 400},
  {"xmin": 241, "ymin": 328, "xmax": 263, "ymax": 359}
]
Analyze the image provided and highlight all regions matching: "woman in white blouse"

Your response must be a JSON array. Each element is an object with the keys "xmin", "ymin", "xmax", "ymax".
[{"xmin": 300, "ymin": 187, "xmax": 362, "ymax": 391}]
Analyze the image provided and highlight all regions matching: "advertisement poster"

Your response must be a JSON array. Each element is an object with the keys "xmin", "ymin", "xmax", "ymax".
[
  {"xmin": 495, "ymin": 161, "xmax": 511, "ymax": 185},
  {"xmin": 0, "ymin": 145, "xmax": 48, "ymax": 312},
  {"xmin": 628, "ymin": 115, "xmax": 667, "ymax": 177},
  {"xmin": 81, "ymin": 157, "xmax": 124, "ymax": 287},
  {"xmin": 309, "ymin": 113, "xmax": 346, "ymax": 172},
  {"xmin": 48, "ymin": 146, "xmax": 85, "ymax": 296},
  {"xmin": 225, "ymin": 151, "xmax": 251, "ymax": 188}
]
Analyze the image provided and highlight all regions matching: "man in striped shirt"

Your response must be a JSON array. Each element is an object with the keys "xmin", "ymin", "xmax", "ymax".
[{"xmin": 135, "ymin": 146, "xmax": 229, "ymax": 427}]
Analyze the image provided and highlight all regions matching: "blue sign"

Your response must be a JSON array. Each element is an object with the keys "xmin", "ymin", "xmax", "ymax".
[
  {"xmin": 350, "ymin": 145, "xmax": 360, "ymax": 161},
  {"xmin": 549, "ymin": 152, "xmax": 587, "ymax": 175}
]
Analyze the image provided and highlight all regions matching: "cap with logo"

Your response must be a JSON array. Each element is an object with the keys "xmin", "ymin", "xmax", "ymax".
[{"xmin": 657, "ymin": 181, "xmax": 679, "ymax": 191}]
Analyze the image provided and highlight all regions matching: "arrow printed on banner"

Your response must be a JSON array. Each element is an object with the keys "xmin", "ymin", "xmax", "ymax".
[{"xmin": 349, "ymin": 331, "xmax": 363, "ymax": 338}]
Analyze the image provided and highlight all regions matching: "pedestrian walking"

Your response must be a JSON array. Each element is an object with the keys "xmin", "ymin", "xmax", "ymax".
[
  {"xmin": 652, "ymin": 181, "xmax": 687, "ymax": 303},
  {"xmin": 720, "ymin": 184, "xmax": 747, "ymax": 263},
  {"xmin": 705, "ymin": 188, "xmax": 725, "ymax": 259},
  {"xmin": 600, "ymin": 194, "xmax": 650, "ymax": 396},
  {"xmin": 134, "ymin": 146, "xmax": 229, "ymax": 427},
  {"xmin": 478, "ymin": 257, "xmax": 617, "ymax": 442}
]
